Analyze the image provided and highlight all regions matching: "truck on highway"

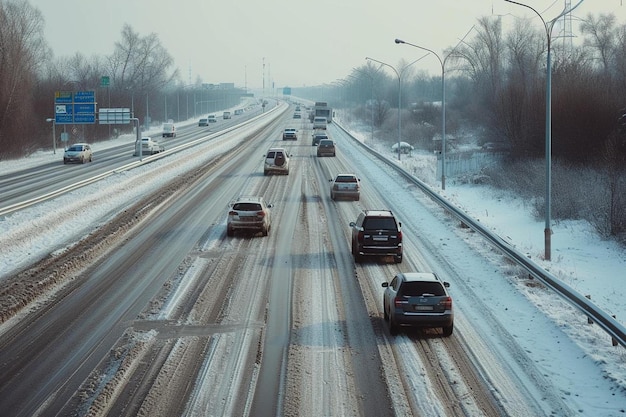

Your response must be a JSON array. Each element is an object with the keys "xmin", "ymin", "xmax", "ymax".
[{"xmin": 313, "ymin": 101, "xmax": 333, "ymax": 123}]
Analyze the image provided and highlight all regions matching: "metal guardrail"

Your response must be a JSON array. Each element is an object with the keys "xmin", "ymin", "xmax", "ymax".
[
  {"xmin": 334, "ymin": 121, "xmax": 626, "ymax": 349},
  {"xmin": 3, "ymin": 109, "xmax": 623, "ymax": 349}
]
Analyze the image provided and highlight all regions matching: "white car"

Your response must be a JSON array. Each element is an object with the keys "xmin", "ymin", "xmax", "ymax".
[
  {"xmin": 227, "ymin": 196, "xmax": 272, "ymax": 237},
  {"xmin": 63, "ymin": 143, "xmax": 93, "ymax": 164},
  {"xmin": 330, "ymin": 174, "xmax": 360, "ymax": 200},
  {"xmin": 282, "ymin": 128, "xmax": 298, "ymax": 140},
  {"xmin": 134, "ymin": 137, "xmax": 164, "ymax": 156},
  {"xmin": 264, "ymin": 147, "xmax": 291, "ymax": 175}
]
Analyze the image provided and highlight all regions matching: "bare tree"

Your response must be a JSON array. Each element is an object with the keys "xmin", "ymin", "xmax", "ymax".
[
  {"xmin": 601, "ymin": 128, "xmax": 626, "ymax": 238},
  {"xmin": 613, "ymin": 24, "xmax": 626, "ymax": 95},
  {"xmin": 0, "ymin": 0, "xmax": 49, "ymax": 158},
  {"xmin": 107, "ymin": 24, "xmax": 179, "ymax": 123},
  {"xmin": 453, "ymin": 17, "xmax": 509, "ymax": 146},
  {"xmin": 580, "ymin": 13, "xmax": 617, "ymax": 74}
]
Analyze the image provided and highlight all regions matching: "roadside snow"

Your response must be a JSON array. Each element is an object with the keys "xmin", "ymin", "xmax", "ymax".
[{"xmin": 0, "ymin": 113, "xmax": 625, "ymax": 414}]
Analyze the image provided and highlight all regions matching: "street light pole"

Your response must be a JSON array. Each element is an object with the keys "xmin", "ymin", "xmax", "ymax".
[
  {"xmin": 366, "ymin": 55, "xmax": 428, "ymax": 161},
  {"xmin": 46, "ymin": 118, "xmax": 56, "ymax": 154},
  {"xmin": 504, "ymin": 0, "xmax": 584, "ymax": 261},
  {"xmin": 395, "ymin": 26, "xmax": 474, "ymax": 190}
]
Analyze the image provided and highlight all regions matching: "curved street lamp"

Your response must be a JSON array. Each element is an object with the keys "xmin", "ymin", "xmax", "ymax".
[
  {"xmin": 395, "ymin": 26, "xmax": 474, "ymax": 190},
  {"xmin": 504, "ymin": 0, "xmax": 584, "ymax": 261},
  {"xmin": 366, "ymin": 54, "xmax": 429, "ymax": 161}
]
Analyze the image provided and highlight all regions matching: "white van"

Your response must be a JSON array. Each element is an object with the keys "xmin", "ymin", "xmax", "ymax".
[
  {"xmin": 223, "ymin": 111, "xmax": 231, "ymax": 119},
  {"xmin": 313, "ymin": 116, "xmax": 327, "ymax": 130},
  {"xmin": 162, "ymin": 122, "xmax": 176, "ymax": 137}
]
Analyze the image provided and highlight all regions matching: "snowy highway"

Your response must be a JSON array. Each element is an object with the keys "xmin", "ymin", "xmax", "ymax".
[{"xmin": 0, "ymin": 102, "xmax": 624, "ymax": 416}]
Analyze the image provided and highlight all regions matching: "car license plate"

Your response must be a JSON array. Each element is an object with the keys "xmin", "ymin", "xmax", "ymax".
[
  {"xmin": 241, "ymin": 216, "xmax": 256, "ymax": 221},
  {"xmin": 373, "ymin": 236, "xmax": 388, "ymax": 241},
  {"xmin": 415, "ymin": 305, "xmax": 433, "ymax": 311}
]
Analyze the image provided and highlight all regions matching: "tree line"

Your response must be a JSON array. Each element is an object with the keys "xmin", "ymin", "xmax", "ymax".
[
  {"xmin": 0, "ymin": 0, "xmax": 243, "ymax": 160},
  {"xmin": 1, "ymin": 1, "xmax": 624, "ymax": 240},
  {"xmin": 295, "ymin": 12, "xmax": 626, "ymax": 241}
]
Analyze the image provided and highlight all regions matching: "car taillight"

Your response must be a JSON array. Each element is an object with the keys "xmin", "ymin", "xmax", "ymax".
[
  {"xmin": 228, "ymin": 211, "xmax": 237, "ymax": 216},
  {"xmin": 397, "ymin": 230, "xmax": 402, "ymax": 241},
  {"xmin": 257, "ymin": 211, "xmax": 266, "ymax": 217},
  {"xmin": 394, "ymin": 297, "xmax": 408, "ymax": 307},
  {"xmin": 440, "ymin": 296, "xmax": 452, "ymax": 310}
]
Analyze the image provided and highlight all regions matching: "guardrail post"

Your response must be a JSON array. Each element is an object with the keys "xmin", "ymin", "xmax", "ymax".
[
  {"xmin": 585, "ymin": 295, "xmax": 594, "ymax": 324},
  {"xmin": 131, "ymin": 118, "xmax": 142, "ymax": 161}
]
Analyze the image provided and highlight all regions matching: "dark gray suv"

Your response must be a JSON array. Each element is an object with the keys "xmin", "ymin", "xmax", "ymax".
[
  {"xmin": 350, "ymin": 210, "xmax": 402, "ymax": 263},
  {"xmin": 382, "ymin": 272, "xmax": 454, "ymax": 336}
]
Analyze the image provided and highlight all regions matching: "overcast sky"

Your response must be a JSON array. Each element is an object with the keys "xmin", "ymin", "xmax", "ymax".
[{"xmin": 29, "ymin": 0, "xmax": 626, "ymax": 89}]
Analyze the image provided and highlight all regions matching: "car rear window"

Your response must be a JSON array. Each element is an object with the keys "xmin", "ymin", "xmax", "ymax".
[
  {"xmin": 267, "ymin": 151, "xmax": 276, "ymax": 158},
  {"xmin": 233, "ymin": 203, "xmax": 262, "ymax": 211},
  {"xmin": 362, "ymin": 217, "xmax": 397, "ymax": 230},
  {"xmin": 399, "ymin": 281, "xmax": 445, "ymax": 297},
  {"xmin": 336, "ymin": 176, "xmax": 356, "ymax": 183}
]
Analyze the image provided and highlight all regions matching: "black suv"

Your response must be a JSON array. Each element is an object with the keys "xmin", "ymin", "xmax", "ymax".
[
  {"xmin": 382, "ymin": 272, "xmax": 453, "ymax": 336},
  {"xmin": 350, "ymin": 210, "xmax": 402, "ymax": 263}
]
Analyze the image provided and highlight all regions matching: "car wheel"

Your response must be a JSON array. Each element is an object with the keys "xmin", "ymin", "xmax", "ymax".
[
  {"xmin": 89, "ymin": 155, "xmax": 93, "ymax": 162},
  {"xmin": 442, "ymin": 324, "xmax": 454, "ymax": 337},
  {"xmin": 355, "ymin": 195, "xmax": 360, "ymax": 201},
  {"xmin": 352, "ymin": 244, "xmax": 362, "ymax": 263},
  {"xmin": 227, "ymin": 226, "xmax": 234, "ymax": 237},
  {"xmin": 331, "ymin": 192, "xmax": 335, "ymax": 200},
  {"xmin": 389, "ymin": 318, "xmax": 399, "ymax": 335},
  {"xmin": 262, "ymin": 225, "xmax": 268, "ymax": 236},
  {"xmin": 383, "ymin": 301, "xmax": 389, "ymax": 321},
  {"xmin": 264, "ymin": 170, "xmax": 269, "ymax": 176},
  {"xmin": 80, "ymin": 156, "xmax": 85, "ymax": 164},
  {"xmin": 394, "ymin": 254, "xmax": 403, "ymax": 264}
]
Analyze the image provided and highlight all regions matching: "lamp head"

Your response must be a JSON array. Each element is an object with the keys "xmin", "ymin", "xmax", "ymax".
[{"xmin": 395, "ymin": 39, "xmax": 404, "ymax": 44}]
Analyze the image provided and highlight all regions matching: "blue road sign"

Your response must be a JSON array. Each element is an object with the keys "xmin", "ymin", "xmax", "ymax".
[
  {"xmin": 74, "ymin": 114, "xmax": 96, "ymax": 123},
  {"xmin": 74, "ymin": 103, "xmax": 96, "ymax": 114},
  {"xmin": 74, "ymin": 90, "xmax": 95, "ymax": 103},
  {"xmin": 54, "ymin": 90, "xmax": 96, "ymax": 124}
]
